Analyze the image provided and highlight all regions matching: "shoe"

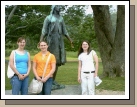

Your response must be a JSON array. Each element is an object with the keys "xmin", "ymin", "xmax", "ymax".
[{"xmin": 94, "ymin": 76, "xmax": 102, "ymax": 86}]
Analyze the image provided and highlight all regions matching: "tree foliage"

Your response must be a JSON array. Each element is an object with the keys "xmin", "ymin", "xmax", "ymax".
[{"xmin": 5, "ymin": 5, "xmax": 97, "ymax": 52}]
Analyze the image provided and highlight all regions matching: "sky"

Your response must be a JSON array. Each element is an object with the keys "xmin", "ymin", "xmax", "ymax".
[{"xmin": 85, "ymin": 5, "xmax": 117, "ymax": 15}]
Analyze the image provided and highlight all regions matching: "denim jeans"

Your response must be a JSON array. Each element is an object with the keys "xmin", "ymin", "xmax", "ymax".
[
  {"xmin": 38, "ymin": 77, "xmax": 53, "ymax": 95},
  {"xmin": 10, "ymin": 75, "xmax": 29, "ymax": 95}
]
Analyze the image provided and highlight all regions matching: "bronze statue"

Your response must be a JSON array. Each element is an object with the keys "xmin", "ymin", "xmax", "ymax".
[{"xmin": 40, "ymin": 5, "xmax": 74, "ymax": 90}]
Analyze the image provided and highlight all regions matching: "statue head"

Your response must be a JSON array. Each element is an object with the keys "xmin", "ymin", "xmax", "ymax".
[{"xmin": 50, "ymin": 5, "xmax": 61, "ymax": 15}]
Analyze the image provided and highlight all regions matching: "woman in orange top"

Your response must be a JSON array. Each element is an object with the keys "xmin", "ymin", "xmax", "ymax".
[{"xmin": 33, "ymin": 41, "xmax": 56, "ymax": 95}]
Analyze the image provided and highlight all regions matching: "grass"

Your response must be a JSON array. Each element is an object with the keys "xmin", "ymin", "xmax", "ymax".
[
  {"xmin": 5, "ymin": 51, "xmax": 78, "ymax": 61},
  {"xmin": 5, "ymin": 50, "xmax": 125, "ymax": 91}
]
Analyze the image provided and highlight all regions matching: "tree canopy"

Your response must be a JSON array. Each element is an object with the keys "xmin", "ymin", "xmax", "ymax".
[{"xmin": 6, "ymin": 5, "xmax": 114, "ymax": 51}]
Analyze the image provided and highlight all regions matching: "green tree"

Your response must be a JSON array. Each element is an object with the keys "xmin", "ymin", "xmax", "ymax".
[
  {"xmin": 5, "ymin": 5, "xmax": 51, "ymax": 50},
  {"xmin": 5, "ymin": 5, "xmax": 97, "ymax": 55},
  {"xmin": 63, "ymin": 5, "xmax": 97, "ymax": 51}
]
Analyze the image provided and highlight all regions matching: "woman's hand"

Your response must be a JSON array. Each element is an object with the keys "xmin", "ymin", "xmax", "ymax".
[
  {"xmin": 22, "ymin": 74, "xmax": 28, "ymax": 78},
  {"xmin": 78, "ymin": 77, "xmax": 81, "ymax": 83},
  {"xmin": 18, "ymin": 74, "xmax": 24, "ymax": 80},
  {"xmin": 94, "ymin": 73, "xmax": 97, "ymax": 77},
  {"xmin": 41, "ymin": 76, "xmax": 48, "ymax": 83},
  {"xmin": 36, "ymin": 76, "xmax": 42, "ymax": 81}
]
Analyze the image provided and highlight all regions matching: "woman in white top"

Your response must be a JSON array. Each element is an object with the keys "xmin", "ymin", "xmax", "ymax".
[{"xmin": 78, "ymin": 40, "xmax": 99, "ymax": 95}]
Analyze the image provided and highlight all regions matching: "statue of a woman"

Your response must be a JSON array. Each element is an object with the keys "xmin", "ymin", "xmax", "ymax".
[{"xmin": 40, "ymin": 5, "xmax": 73, "ymax": 90}]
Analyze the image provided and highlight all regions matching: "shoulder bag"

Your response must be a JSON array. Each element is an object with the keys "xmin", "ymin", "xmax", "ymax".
[{"xmin": 7, "ymin": 50, "xmax": 16, "ymax": 78}]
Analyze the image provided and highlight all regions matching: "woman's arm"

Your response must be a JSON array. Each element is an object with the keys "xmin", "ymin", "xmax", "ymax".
[
  {"xmin": 33, "ymin": 62, "xmax": 41, "ymax": 81},
  {"xmin": 78, "ymin": 60, "xmax": 82, "ymax": 83},
  {"xmin": 23, "ymin": 52, "xmax": 31, "ymax": 78},
  {"xmin": 93, "ymin": 54, "xmax": 99, "ymax": 77}
]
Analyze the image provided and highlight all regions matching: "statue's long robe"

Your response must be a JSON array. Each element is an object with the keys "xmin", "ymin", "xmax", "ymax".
[{"xmin": 41, "ymin": 14, "xmax": 70, "ymax": 66}]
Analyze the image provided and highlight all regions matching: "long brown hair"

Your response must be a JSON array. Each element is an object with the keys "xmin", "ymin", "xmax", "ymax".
[{"xmin": 77, "ymin": 40, "xmax": 92, "ymax": 57}]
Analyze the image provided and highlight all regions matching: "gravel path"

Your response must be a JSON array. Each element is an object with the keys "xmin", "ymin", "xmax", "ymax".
[{"xmin": 5, "ymin": 85, "xmax": 125, "ymax": 95}]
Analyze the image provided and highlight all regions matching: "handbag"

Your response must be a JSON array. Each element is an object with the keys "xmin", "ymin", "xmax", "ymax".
[
  {"xmin": 7, "ymin": 50, "xmax": 16, "ymax": 78},
  {"xmin": 28, "ymin": 53, "xmax": 51, "ymax": 94}
]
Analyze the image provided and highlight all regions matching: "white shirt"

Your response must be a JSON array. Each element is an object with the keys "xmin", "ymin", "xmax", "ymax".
[{"xmin": 78, "ymin": 50, "xmax": 96, "ymax": 72}]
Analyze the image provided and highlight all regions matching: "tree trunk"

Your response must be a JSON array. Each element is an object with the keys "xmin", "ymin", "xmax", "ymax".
[
  {"xmin": 110, "ymin": 5, "xmax": 125, "ymax": 77},
  {"xmin": 5, "ymin": 5, "xmax": 18, "ymax": 35},
  {"xmin": 91, "ymin": 5, "xmax": 125, "ymax": 77}
]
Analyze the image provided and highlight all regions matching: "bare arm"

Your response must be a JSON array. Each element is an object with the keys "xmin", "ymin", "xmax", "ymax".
[
  {"xmin": 78, "ymin": 60, "xmax": 82, "ymax": 83},
  {"xmin": 93, "ymin": 54, "xmax": 99, "ymax": 77},
  {"xmin": 33, "ymin": 62, "xmax": 41, "ymax": 81},
  {"xmin": 23, "ymin": 52, "xmax": 31, "ymax": 78},
  {"xmin": 27, "ymin": 52, "xmax": 31, "ymax": 75}
]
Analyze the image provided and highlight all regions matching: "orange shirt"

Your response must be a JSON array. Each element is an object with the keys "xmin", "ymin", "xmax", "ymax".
[{"xmin": 33, "ymin": 51, "xmax": 56, "ymax": 77}]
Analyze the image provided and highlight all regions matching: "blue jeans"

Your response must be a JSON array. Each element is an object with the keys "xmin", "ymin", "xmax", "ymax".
[
  {"xmin": 38, "ymin": 77, "xmax": 53, "ymax": 95},
  {"xmin": 10, "ymin": 75, "xmax": 29, "ymax": 95}
]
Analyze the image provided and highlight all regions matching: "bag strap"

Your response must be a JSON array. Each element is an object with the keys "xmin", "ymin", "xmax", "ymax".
[
  {"xmin": 10, "ymin": 50, "xmax": 16, "ymax": 68},
  {"xmin": 42, "ymin": 53, "xmax": 51, "ymax": 79},
  {"xmin": 91, "ymin": 50, "xmax": 95, "ymax": 64}
]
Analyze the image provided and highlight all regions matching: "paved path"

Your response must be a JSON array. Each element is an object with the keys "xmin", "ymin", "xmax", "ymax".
[{"xmin": 5, "ymin": 85, "xmax": 125, "ymax": 95}]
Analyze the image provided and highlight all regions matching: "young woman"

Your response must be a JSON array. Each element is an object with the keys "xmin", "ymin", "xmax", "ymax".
[
  {"xmin": 9, "ymin": 37, "xmax": 31, "ymax": 95},
  {"xmin": 33, "ymin": 41, "xmax": 56, "ymax": 95},
  {"xmin": 77, "ymin": 40, "xmax": 99, "ymax": 95}
]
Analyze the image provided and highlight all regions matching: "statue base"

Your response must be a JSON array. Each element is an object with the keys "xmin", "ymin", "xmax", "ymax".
[{"xmin": 51, "ymin": 81, "xmax": 65, "ymax": 90}]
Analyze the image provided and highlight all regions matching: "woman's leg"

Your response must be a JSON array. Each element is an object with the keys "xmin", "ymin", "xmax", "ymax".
[
  {"xmin": 81, "ymin": 73, "xmax": 88, "ymax": 95},
  {"xmin": 87, "ymin": 73, "xmax": 95, "ymax": 95},
  {"xmin": 10, "ymin": 76, "xmax": 21, "ymax": 95},
  {"xmin": 21, "ymin": 76, "xmax": 29, "ymax": 95},
  {"xmin": 43, "ymin": 77, "xmax": 53, "ymax": 95}
]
